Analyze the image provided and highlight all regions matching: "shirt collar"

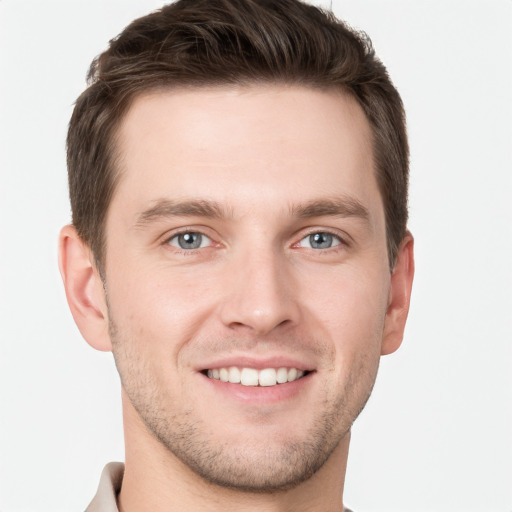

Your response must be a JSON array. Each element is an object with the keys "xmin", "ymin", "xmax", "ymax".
[{"xmin": 85, "ymin": 462, "xmax": 124, "ymax": 512}]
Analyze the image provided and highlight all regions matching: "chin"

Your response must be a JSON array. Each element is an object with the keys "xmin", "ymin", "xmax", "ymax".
[{"xmin": 133, "ymin": 392, "xmax": 353, "ymax": 493}]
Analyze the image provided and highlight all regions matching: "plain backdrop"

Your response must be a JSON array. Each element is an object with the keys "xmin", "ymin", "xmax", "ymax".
[{"xmin": 0, "ymin": 1, "xmax": 511, "ymax": 511}]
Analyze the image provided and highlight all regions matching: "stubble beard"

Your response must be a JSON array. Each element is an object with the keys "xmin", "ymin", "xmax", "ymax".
[{"xmin": 109, "ymin": 318, "xmax": 379, "ymax": 493}]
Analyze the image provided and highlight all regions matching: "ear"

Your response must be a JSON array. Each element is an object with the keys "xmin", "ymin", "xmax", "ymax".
[
  {"xmin": 58, "ymin": 225, "xmax": 112, "ymax": 351},
  {"xmin": 381, "ymin": 232, "xmax": 415, "ymax": 355}
]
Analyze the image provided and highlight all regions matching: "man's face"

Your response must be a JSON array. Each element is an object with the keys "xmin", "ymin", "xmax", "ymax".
[{"xmin": 104, "ymin": 85, "xmax": 392, "ymax": 490}]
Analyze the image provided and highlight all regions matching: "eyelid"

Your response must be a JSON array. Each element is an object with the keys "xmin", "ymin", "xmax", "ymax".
[
  {"xmin": 167, "ymin": 231, "xmax": 212, "ymax": 249},
  {"xmin": 159, "ymin": 226, "xmax": 349, "ymax": 251},
  {"xmin": 161, "ymin": 226, "xmax": 219, "ymax": 249},
  {"xmin": 293, "ymin": 228, "xmax": 349, "ymax": 249},
  {"xmin": 161, "ymin": 224, "xmax": 211, "ymax": 239}
]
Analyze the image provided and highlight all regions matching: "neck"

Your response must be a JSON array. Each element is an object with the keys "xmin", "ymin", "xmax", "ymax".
[{"xmin": 118, "ymin": 391, "xmax": 350, "ymax": 512}]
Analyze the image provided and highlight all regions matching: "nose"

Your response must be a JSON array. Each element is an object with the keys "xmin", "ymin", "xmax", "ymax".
[{"xmin": 219, "ymin": 246, "xmax": 301, "ymax": 336}]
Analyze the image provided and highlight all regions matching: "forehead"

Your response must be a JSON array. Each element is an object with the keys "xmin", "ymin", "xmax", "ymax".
[{"xmin": 113, "ymin": 85, "xmax": 379, "ymax": 218}]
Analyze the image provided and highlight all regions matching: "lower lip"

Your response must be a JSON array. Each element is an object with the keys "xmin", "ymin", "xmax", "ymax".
[{"xmin": 200, "ymin": 372, "xmax": 313, "ymax": 404}]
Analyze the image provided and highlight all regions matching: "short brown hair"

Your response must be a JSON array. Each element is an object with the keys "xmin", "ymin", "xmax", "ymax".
[{"xmin": 67, "ymin": 0, "xmax": 408, "ymax": 271}]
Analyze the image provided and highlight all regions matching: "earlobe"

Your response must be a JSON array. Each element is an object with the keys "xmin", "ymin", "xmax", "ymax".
[
  {"xmin": 381, "ymin": 232, "xmax": 415, "ymax": 355},
  {"xmin": 58, "ymin": 225, "xmax": 112, "ymax": 352}
]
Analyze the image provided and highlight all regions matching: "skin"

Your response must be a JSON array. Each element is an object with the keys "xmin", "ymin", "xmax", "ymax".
[{"xmin": 59, "ymin": 85, "xmax": 414, "ymax": 512}]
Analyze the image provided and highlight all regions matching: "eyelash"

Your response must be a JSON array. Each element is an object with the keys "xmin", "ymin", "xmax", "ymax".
[
  {"xmin": 163, "ymin": 228, "xmax": 348, "ymax": 254},
  {"xmin": 163, "ymin": 229, "xmax": 216, "ymax": 254},
  {"xmin": 297, "ymin": 230, "xmax": 345, "ymax": 248}
]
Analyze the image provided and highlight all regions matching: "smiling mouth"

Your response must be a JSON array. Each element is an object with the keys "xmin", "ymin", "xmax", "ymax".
[{"xmin": 202, "ymin": 367, "xmax": 310, "ymax": 387}]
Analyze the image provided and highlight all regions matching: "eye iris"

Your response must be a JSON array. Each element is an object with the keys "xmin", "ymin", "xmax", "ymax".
[
  {"xmin": 310, "ymin": 232, "xmax": 332, "ymax": 249},
  {"xmin": 178, "ymin": 232, "xmax": 202, "ymax": 249}
]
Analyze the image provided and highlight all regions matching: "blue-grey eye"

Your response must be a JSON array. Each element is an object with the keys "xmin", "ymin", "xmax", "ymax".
[
  {"xmin": 300, "ymin": 232, "xmax": 341, "ymax": 249},
  {"xmin": 169, "ymin": 232, "xmax": 210, "ymax": 250}
]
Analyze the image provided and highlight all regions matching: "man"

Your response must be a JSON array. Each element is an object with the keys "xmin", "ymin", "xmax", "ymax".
[{"xmin": 58, "ymin": 0, "xmax": 414, "ymax": 510}]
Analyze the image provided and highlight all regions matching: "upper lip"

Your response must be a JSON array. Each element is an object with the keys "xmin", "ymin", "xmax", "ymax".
[{"xmin": 195, "ymin": 354, "xmax": 315, "ymax": 372}]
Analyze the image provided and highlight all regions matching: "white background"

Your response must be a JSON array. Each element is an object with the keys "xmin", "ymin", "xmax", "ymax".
[{"xmin": 0, "ymin": 1, "xmax": 511, "ymax": 510}]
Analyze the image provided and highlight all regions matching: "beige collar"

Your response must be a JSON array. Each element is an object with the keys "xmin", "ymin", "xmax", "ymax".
[{"xmin": 85, "ymin": 462, "xmax": 124, "ymax": 512}]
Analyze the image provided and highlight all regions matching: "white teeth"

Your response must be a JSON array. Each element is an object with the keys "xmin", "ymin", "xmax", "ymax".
[
  {"xmin": 206, "ymin": 366, "xmax": 307, "ymax": 386},
  {"xmin": 287, "ymin": 368, "xmax": 297, "ymax": 381},
  {"xmin": 276, "ymin": 367, "xmax": 288, "ymax": 383},
  {"xmin": 259, "ymin": 368, "xmax": 277, "ymax": 387},
  {"xmin": 240, "ymin": 368, "xmax": 259, "ymax": 386},
  {"xmin": 228, "ymin": 366, "xmax": 241, "ymax": 383}
]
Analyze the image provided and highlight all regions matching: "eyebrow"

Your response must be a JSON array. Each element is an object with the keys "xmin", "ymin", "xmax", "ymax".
[
  {"xmin": 135, "ymin": 199, "xmax": 232, "ymax": 227},
  {"xmin": 291, "ymin": 197, "xmax": 370, "ymax": 222},
  {"xmin": 134, "ymin": 195, "xmax": 370, "ymax": 228}
]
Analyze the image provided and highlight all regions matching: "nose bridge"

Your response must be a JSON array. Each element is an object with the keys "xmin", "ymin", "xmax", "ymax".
[{"xmin": 219, "ymin": 240, "xmax": 299, "ymax": 334}]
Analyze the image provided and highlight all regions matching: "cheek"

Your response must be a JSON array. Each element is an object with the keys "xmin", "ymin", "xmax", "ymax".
[
  {"xmin": 105, "ymin": 264, "xmax": 221, "ymax": 356},
  {"xmin": 298, "ymin": 263, "xmax": 390, "ymax": 396},
  {"xmin": 307, "ymin": 271, "xmax": 387, "ymax": 414},
  {"xmin": 302, "ymin": 265, "xmax": 389, "ymax": 339}
]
